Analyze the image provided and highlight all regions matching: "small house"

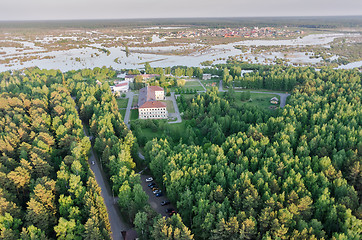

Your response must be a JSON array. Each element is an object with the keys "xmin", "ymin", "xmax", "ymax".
[
  {"xmin": 111, "ymin": 81, "xmax": 129, "ymax": 93},
  {"xmin": 270, "ymin": 97, "xmax": 279, "ymax": 104},
  {"xmin": 202, "ymin": 74, "xmax": 212, "ymax": 80}
]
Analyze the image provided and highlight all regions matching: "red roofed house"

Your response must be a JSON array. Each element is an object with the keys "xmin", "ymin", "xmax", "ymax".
[
  {"xmin": 110, "ymin": 81, "xmax": 129, "ymax": 93},
  {"xmin": 138, "ymin": 86, "xmax": 167, "ymax": 119}
]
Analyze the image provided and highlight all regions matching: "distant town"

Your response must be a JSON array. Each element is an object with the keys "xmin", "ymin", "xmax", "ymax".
[{"xmin": 159, "ymin": 27, "xmax": 304, "ymax": 39}]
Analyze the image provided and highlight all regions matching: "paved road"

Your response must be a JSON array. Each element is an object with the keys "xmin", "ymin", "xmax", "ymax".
[
  {"xmin": 218, "ymin": 80, "xmax": 290, "ymax": 108},
  {"xmin": 140, "ymin": 174, "xmax": 176, "ymax": 218},
  {"xmin": 123, "ymin": 92, "xmax": 134, "ymax": 127},
  {"xmin": 168, "ymin": 92, "xmax": 182, "ymax": 124},
  {"xmin": 82, "ymin": 127, "xmax": 131, "ymax": 240}
]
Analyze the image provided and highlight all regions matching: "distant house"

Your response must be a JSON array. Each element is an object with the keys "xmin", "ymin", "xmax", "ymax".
[
  {"xmin": 96, "ymin": 80, "xmax": 102, "ymax": 86},
  {"xmin": 138, "ymin": 86, "xmax": 167, "ymax": 119},
  {"xmin": 202, "ymin": 74, "xmax": 212, "ymax": 80},
  {"xmin": 270, "ymin": 97, "xmax": 279, "ymax": 104},
  {"xmin": 125, "ymin": 74, "xmax": 137, "ymax": 82},
  {"xmin": 111, "ymin": 81, "xmax": 129, "ymax": 93}
]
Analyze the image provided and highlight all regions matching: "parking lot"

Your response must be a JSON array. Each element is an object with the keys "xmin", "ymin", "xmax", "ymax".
[{"xmin": 140, "ymin": 174, "xmax": 176, "ymax": 217}]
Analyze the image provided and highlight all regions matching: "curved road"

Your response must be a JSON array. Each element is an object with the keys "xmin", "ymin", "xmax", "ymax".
[{"xmin": 168, "ymin": 92, "xmax": 182, "ymax": 124}]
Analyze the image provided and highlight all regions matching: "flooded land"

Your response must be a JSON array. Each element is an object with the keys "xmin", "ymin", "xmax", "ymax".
[{"xmin": 0, "ymin": 21, "xmax": 361, "ymax": 71}]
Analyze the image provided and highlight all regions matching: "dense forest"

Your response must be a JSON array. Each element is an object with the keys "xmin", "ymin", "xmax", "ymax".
[
  {"xmin": 1, "ymin": 65, "xmax": 361, "ymax": 239},
  {"xmin": 0, "ymin": 69, "xmax": 111, "ymax": 239},
  {"xmin": 144, "ymin": 68, "xmax": 362, "ymax": 239}
]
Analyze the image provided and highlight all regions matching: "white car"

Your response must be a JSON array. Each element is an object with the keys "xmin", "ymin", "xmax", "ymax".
[
  {"xmin": 91, "ymin": 161, "xmax": 95, "ymax": 165},
  {"xmin": 145, "ymin": 177, "xmax": 153, "ymax": 182}
]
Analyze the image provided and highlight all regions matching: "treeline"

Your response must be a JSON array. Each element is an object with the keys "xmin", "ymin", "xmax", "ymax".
[
  {"xmin": 139, "ymin": 62, "xmax": 222, "ymax": 79},
  {"xmin": 222, "ymin": 66, "xmax": 318, "ymax": 91},
  {"xmin": 0, "ymin": 68, "xmax": 111, "ymax": 239},
  {"xmin": 145, "ymin": 68, "xmax": 362, "ymax": 239}
]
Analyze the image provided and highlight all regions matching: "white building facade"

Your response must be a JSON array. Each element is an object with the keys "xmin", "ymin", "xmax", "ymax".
[{"xmin": 138, "ymin": 86, "xmax": 168, "ymax": 119}]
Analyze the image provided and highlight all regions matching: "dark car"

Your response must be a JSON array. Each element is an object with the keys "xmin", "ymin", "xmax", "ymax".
[
  {"xmin": 153, "ymin": 190, "xmax": 162, "ymax": 194},
  {"xmin": 155, "ymin": 192, "xmax": 163, "ymax": 197},
  {"xmin": 148, "ymin": 182, "xmax": 156, "ymax": 187},
  {"xmin": 161, "ymin": 200, "xmax": 170, "ymax": 206},
  {"xmin": 165, "ymin": 208, "xmax": 174, "ymax": 213}
]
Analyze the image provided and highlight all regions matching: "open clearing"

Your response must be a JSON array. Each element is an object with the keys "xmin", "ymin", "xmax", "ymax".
[{"xmin": 234, "ymin": 92, "xmax": 280, "ymax": 109}]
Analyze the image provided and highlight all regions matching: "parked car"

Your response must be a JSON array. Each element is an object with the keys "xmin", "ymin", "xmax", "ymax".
[
  {"xmin": 153, "ymin": 190, "xmax": 161, "ymax": 194},
  {"xmin": 148, "ymin": 182, "xmax": 156, "ymax": 187},
  {"xmin": 165, "ymin": 208, "xmax": 174, "ymax": 213},
  {"xmin": 91, "ymin": 161, "xmax": 95, "ymax": 165},
  {"xmin": 155, "ymin": 193, "xmax": 163, "ymax": 197},
  {"xmin": 161, "ymin": 200, "xmax": 170, "ymax": 206},
  {"xmin": 151, "ymin": 187, "xmax": 159, "ymax": 191},
  {"xmin": 145, "ymin": 177, "xmax": 153, "ymax": 182}
]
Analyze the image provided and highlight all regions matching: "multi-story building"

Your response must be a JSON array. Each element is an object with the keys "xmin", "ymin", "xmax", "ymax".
[{"xmin": 138, "ymin": 86, "xmax": 168, "ymax": 119}]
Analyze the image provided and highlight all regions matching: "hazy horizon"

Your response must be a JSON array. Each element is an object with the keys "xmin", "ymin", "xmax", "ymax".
[{"xmin": 1, "ymin": 0, "xmax": 362, "ymax": 21}]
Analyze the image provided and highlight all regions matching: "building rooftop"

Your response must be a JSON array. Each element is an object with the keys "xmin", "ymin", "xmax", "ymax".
[
  {"xmin": 139, "ymin": 101, "xmax": 166, "ymax": 109},
  {"xmin": 115, "ymin": 82, "xmax": 128, "ymax": 87},
  {"xmin": 138, "ymin": 86, "xmax": 164, "ymax": 107}
]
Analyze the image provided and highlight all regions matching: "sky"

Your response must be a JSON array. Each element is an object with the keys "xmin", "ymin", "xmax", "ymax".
[{"xmin": 1, "ymin": 0, "xmax": 362, "ymax": 21}]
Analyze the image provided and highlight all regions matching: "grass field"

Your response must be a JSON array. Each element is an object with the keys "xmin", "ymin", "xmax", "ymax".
[
  {"xmin": 132, "ymin": 95, "xmax": 139, "ymax": 107},
  {"xmin": 141, "ymin": 128, "xmax": 164, "ymax": 141},
  {"xmin": 184, "ymin": 80, "xmax": 202, "ymax": 87},
  {"xmin": 138, "ymin": 121, "xmax": 187, "ymax": 144},
  {"xmin": 119, "ymin": 109, "xmax": 126, "ymax": 119},
  {"xmin": 200, "ymin": 80, "xmax": 219, "ymax": 90},
  {"xmin": 116, "ymin": 98, "xmax": 129, "ymax": 108},
  {"xmin": 161, "ymin": 100, "xmax": 175, "ymax": 113},
  {"xmin": 130, "ymin": 109, "xmax": 139, "ymax": 120},
  {"xmin": 234, "ymin": 92, "xmax": 280, "ymax": 109}
]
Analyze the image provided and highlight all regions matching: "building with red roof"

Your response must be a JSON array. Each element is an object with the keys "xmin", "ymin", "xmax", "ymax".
[
  {"xmin": 110, "ymin": 81, "xmax": 129, "ymax": 93},
  {"xmin": 138, "ymin": 86, "xmax": 167, "ymax": 119}
]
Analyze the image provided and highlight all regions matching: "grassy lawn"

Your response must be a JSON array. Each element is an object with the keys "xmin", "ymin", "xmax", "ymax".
[
  {"xmin": 141, "ymin": 128, "xmax": 164, "ymax": 141},
  {"xmin": 200, "ymin": 80, "xmax": 219, "ymax": 90},
  {"xmin": 132, "ymin": 95, "xmax": 139, "ymax": 107},
  {"xmin": 234, "ymin": 93, "xmax": 280, "ymax": 109},
  {"xmin": 167, "ymin": 122, "xmax": 186, "ymax": 134},
  {"xmin": 130, "ymin": 109, "xmax": 139, "ymax": 120},
  {"xmin": 138, "ymin": 121, "xmax": 187, "ymax": 144},
  {"xmin": 184, "ymin": 80, "xmax": 202, "ymax": 87},
  {"xmin": 119, "ymin": 109, "xmax": 126, "ymax": 118},
  {"xmin": 116, "ymin": 98, "xmax": 129, "ymax": 108},
  {"xmin": 161, "ymin": 100, "xmax": 175, "ymax": 113}
]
